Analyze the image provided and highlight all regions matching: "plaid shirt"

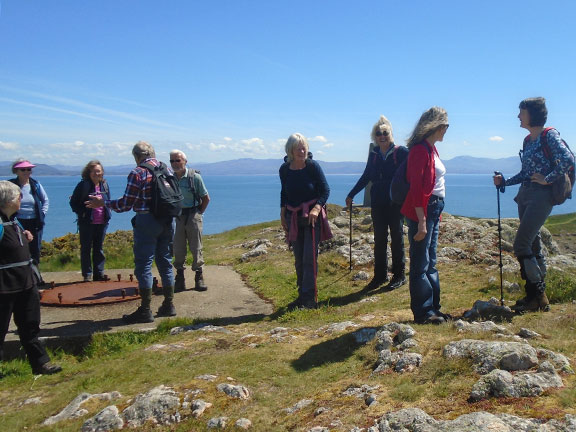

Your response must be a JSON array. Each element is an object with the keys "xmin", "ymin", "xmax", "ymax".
[{"xmin": 106, "ymin": 158, "xmax": 159, "ymax": 213}]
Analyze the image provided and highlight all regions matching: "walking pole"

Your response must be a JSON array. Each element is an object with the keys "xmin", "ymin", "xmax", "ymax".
[
  {"xmin": 494, "ymin": 171, "xmax": 506, "ymax": 306},
  {"xmin": 349, "ymin": 201, "xmax": 353, "ymax": 272}
]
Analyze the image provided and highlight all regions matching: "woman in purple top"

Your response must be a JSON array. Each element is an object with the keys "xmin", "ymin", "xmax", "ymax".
[{"xmin": 70, "ymin": 161, "xmax": 111, "ymax": 282}]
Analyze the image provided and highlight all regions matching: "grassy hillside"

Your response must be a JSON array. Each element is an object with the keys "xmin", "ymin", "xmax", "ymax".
[{"xmin": 1, "ymin": 210, "xmax": 575, "ymax": 431}]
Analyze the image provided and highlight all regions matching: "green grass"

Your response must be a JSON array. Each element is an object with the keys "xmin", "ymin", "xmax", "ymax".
[
  {"xmin": 545, "ymin": 212, "xmax": 576, "ymax": 234},
  {"xmin": 2, "ymin": 211, "xmax": 576, "ymax": 431}
]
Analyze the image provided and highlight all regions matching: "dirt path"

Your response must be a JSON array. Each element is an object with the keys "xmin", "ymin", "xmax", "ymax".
[{"xmin": 5, "ymin": 266, "xmax": 273, "ymax": 347}]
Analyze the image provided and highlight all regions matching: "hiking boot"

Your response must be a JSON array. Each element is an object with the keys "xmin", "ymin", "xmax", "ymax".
[
  {"xmin": 195, "ymin": 270, "xmax": 207, "ymax": 291},
  {"xmin": 32, "ymin": 362, "xmax": 62, "ymax": 375},
  {"xmin": 364, "ymin": 276, "xmax": 388, "ymax": 291},
  {"xmin": 386, "ymin": 275, "xmax": 407, "ymax": 290},
  {"xmin": 174, "ymin": 269, "xmax": 186, "ymax": 292},
  {"xmin": 122, "ymin": 306, "xmax": 154, "ymax": 324},
  {"xmin": 286, "ymin": 298, "xmax": 303, "ymax": 311},
  {"xmin": 93, "ymin": 274, "xmax": 110, "ymax": 282},
  {"xmin": 514, "ymin": 292, "xmax": 550, "ymax": 313},
  {"xmin": 512, "ymin": 295, "xmax": 531, "ymax": 310},
  {"xmin": 414, "ymin": 314, "xmax": 446, "ymax": 325},
  {"xmin": 298, "ymin": 300, "xmax": 318, "ymax": 310},
  {"xmin": 157, "ymin": 301, "xmax": 177, "ymax": 317},
  {"xmin": 83, "ymin": 274, "xmax": 92, "ymax": 283}
]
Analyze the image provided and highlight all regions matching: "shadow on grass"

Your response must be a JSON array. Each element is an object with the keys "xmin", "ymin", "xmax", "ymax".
[{"xmin": 291, "ymin": 327, "xmax": 377, "ymax": 371}]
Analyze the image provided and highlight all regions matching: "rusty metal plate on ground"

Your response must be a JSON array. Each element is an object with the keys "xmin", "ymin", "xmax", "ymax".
[{"xmin": 40, "ymin": 280, "xmax": 141, "ymax": 306}]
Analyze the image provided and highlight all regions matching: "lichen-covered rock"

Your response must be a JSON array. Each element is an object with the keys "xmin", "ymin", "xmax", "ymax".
[
  {"xmin": 453, "ymin": 319, "xmax": 510, "ymax": 335},
  {"xmin": 191, "ymin": 399, "xmax": 212, "ymax": 418},
  {"xmin": 443, "ymin": 339, "xmax": 538, "ymax": 374},
  {"xmin": 217, "ymin": 383, "xmax": 250, "ymax": 399},
  {"xmin": 81, "ymin": 406, "xmax": 124, "ymax": 432},
  {"xmin": 207, "ymin": 416, "xmax": 228, "ymax": 428},
  {"xmin": 122, "ymin": 385, "xmax": 180, "ymax": 428},
  {"xmin": 235, "ymin": 418, "xmax": 252, "ymax": 429},
  {"xmin": 537, "ymin": 348, "xmax": 574, "ymax": 374},
  {"xmin": 469, "ymin": 362, "xmax": 564, "ymax": 401},
  {"xmin": 283, "ymin": 399, "xmax": 314, "ymax": 414},
  {"xmin": 44, "ymin": 391, "xmax": 122, "ymax": 426}
]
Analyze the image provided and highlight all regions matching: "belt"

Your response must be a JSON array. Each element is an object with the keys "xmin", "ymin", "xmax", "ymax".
[
  {"xmin": 429, "ymin": 195, "xmax": 444, "ymax": 203},
  {"xmin": 135, "ymin": 211, "xmax": 150, "ymax": 214},
  {"xmin": 181, "ymin": 207, "xmax": 198, "ymax": 214}
]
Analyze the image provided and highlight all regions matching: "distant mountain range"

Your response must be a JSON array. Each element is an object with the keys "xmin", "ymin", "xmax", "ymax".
[{"xmin": 0, "ymin": 156, "xmax": 521, "ymax": 177}]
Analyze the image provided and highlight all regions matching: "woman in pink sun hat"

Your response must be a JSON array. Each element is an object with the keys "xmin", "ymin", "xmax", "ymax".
[{"xmin": 9, "ymin": 159, "xmax": 49, "ymax": 282}]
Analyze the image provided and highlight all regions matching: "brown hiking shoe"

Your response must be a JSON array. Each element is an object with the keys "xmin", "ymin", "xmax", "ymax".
[{"xmin": 515, "ymin": 292, "xmax": 550, "ymax": 313}]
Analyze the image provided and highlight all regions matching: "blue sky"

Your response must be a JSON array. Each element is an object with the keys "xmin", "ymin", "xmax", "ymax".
[{"xmin": 1, "ymin": 0, "xmax": 575, "ymax": 166}]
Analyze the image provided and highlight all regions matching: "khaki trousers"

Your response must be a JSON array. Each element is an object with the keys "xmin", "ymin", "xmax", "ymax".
[{"xmin": 173, "ymin": 211, "xmax": 204, "ymax": 271}]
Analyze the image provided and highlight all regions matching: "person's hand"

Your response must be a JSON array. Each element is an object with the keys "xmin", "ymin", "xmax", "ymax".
[
  {"xmin": 530, "ymin": 173, "xmax": 549, "ymax": 185},
  {"xmin": 23, "ymin": 230, "xmax": 33, "ymax": 243},
  {"xmin": 493, "ymin": 174, "xmax": 503, "ymax": 186},
  {"xmin": 280, "ymin": 211, "xmax": 288, "ymax": 234},
  {"xmin": 345, "ymin": 197, "xmax": 353, "ymax": 209},
  {"xmin": 413, "ymin": 220, "xmax": 427, "ymax": 241},
  {"xmin": 85, "ymin": 194, "xmax": 104, "ymax": 208},
  {"xmin": 309, "ymin": 206, "xmax": 320, "ymax": 227}
]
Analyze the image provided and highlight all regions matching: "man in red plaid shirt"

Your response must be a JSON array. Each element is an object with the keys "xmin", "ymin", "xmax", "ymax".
[{"xmin": 87, "ymin": 141, "xmax": 176, "ymax": 323}]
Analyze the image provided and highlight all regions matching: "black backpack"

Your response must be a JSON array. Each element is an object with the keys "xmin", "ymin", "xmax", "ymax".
[
  {"xmin": 389, "ymin": 143, "xmax": 432, "ymax": 206},
  {"xmin": 140, "ymin": 162, "xmax": 183, "ymax": 218}
]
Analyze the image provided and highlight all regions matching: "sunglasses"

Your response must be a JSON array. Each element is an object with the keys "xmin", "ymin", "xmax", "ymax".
[
  {"xmin": 169, "ymin": 159, "xmax": 181, "ymax": 163},
  {"xmin": 375, "ymin": 130, "xmax": 389, "ymax": 137},
  {"xmin": 18, "ymin": 168, "xmax": 32, "ymax": 172}
]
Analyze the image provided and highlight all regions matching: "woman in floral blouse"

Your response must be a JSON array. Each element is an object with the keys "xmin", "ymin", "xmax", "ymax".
[{"xmin": 493, "ymin": 97, "xmax": 574, "ymax": 312}]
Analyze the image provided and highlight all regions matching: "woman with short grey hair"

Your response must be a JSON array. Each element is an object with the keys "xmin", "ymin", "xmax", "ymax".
[
  {"xmin": 280, "ymin": 133, "xmax": 332, "ymax": 310},
  {"xmin": 0, "ymin": 181, "xmax": 61, "ymax": 375}
]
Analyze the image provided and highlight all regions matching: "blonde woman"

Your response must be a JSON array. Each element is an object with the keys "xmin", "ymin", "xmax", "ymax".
[
  {"xmin": 346, "ymin": 116, "xmax": 408, "ymax": 291},
  {"xmin": 402, "ymin": 107, "xmax": 450, "ymax": 324},
  {"xmin": 279, "ymin": 133, "xmax": 331, "ymax": 310}
]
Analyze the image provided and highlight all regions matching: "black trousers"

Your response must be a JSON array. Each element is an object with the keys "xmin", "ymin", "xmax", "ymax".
[
  {"xmin": 0, "ymin": 286, "xmax": 50, "ymax": 369},
  {"xmin": 18, "ymin": 218, "xmax": 43, "ymax": 265},
  {"xmin": 371, "ymin": 203, "xmax": 406, "ymax": 280}
]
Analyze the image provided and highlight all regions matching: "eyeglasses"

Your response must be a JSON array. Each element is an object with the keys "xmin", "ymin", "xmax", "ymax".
[
  {"xmin": 444, "ymin": 124, "xmax": 450, "ymax": 129},
  {"xmin": 169, "ymin": 159, "xmax": 181, "ymax": 163},
  {"xmin": 375, "ymin": 130, "xmax": 389, "ymax": 137},
  {"xmin": 18, "ymin": 168, "xmax": 32, "ymax": 172}
]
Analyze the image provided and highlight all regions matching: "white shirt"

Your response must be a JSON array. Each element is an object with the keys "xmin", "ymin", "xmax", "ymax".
[{"xmin": 432, "ymin": 154, "xmax": 446, "ymax": 198}]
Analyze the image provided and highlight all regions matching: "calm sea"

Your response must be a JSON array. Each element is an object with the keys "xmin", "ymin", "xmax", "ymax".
[{"xmin": 2, "ymin": 174, "xmax": 575, "ymax": 242}]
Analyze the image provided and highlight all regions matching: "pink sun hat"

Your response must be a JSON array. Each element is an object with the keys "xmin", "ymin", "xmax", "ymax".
[{"xmin": 12, "ymin": 160, "xmax": 36, "ymax": 169}]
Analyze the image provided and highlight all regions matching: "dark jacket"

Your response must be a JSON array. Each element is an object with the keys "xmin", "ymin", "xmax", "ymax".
[
  {"xmin": 279, "ymin": 159, "xmax": 330, "ymax": 208},
  {"xmin": 0, "ymin": 211, "xmax": 35, "ymax": 294},
  {"xmin": 348, "ymin": 144, "xmax": 409, "ymax": 207},
  {"xmin": 70, "ymin": 179, "xmax": 112, "ymax": 223}
]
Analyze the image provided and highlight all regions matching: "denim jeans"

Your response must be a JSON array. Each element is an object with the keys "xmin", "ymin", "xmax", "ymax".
[
  {"xmin": 407, "ymin": 197, "xmax": 444, "ymax": 321},
  {"xmin": 287, "ymin": 211, "xmax": 321, "ymax": 306},
  {"xmin": 132, "ymin": 213, "xmax": 174, "ymax": 291},
  {"xmin": 78, "ymin": 222, "xmax": 108, "ymax": 278},
  {"xmin": 371, "ymin": 203, "xmax": 405, "ymax": 280}
]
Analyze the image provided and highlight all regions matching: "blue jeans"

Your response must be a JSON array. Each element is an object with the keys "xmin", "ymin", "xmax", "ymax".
[
  {"xmin": 79, "ymin": 222, "xmax": 108, "ymax": 278},
  {"xmin": 132, "ymin": 213, "xmax": 174, "ymax": 291},
  {"xmin": 407, "ymin": 197, "xmax": 444, "ymax": 321}
]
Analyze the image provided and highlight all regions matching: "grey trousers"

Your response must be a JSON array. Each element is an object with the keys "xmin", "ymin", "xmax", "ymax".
[
  {"xmin": 513, "ymin": 183, "xmax": 554, "ymax": 283},
  {"xmin": 173, "ymin": 211, "xmax": 204, "ymax": 271}
]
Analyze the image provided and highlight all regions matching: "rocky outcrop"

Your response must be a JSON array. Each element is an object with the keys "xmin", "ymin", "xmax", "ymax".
[
  {"xmin": 443, "ymin": 339, "xmax": 539, "ymax": 374},
  {"xmin": 375, "ymin": 408, "xmax": 576, "ymax": 431},
  {"xmin": 373, "ymin": 323, "xmax": 421, "ymax": 374},
  {"xmin": 469, "ymin": 361, "xmax": 564, "ymax": 401}
]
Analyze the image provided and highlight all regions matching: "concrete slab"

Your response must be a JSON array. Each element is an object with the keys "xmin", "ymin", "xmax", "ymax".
[{"xmin": 4, "ymin": 265, "xmax": 273, "ymax": 357}]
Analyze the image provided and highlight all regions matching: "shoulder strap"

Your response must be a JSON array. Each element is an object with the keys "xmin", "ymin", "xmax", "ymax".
[
  {"xmin": 540, "ymin": 127, "xmax": 556, "ymax": 160},
  {"xmin": 392, "ymin": 146, "xmax": 399, "ymax": 164}
]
